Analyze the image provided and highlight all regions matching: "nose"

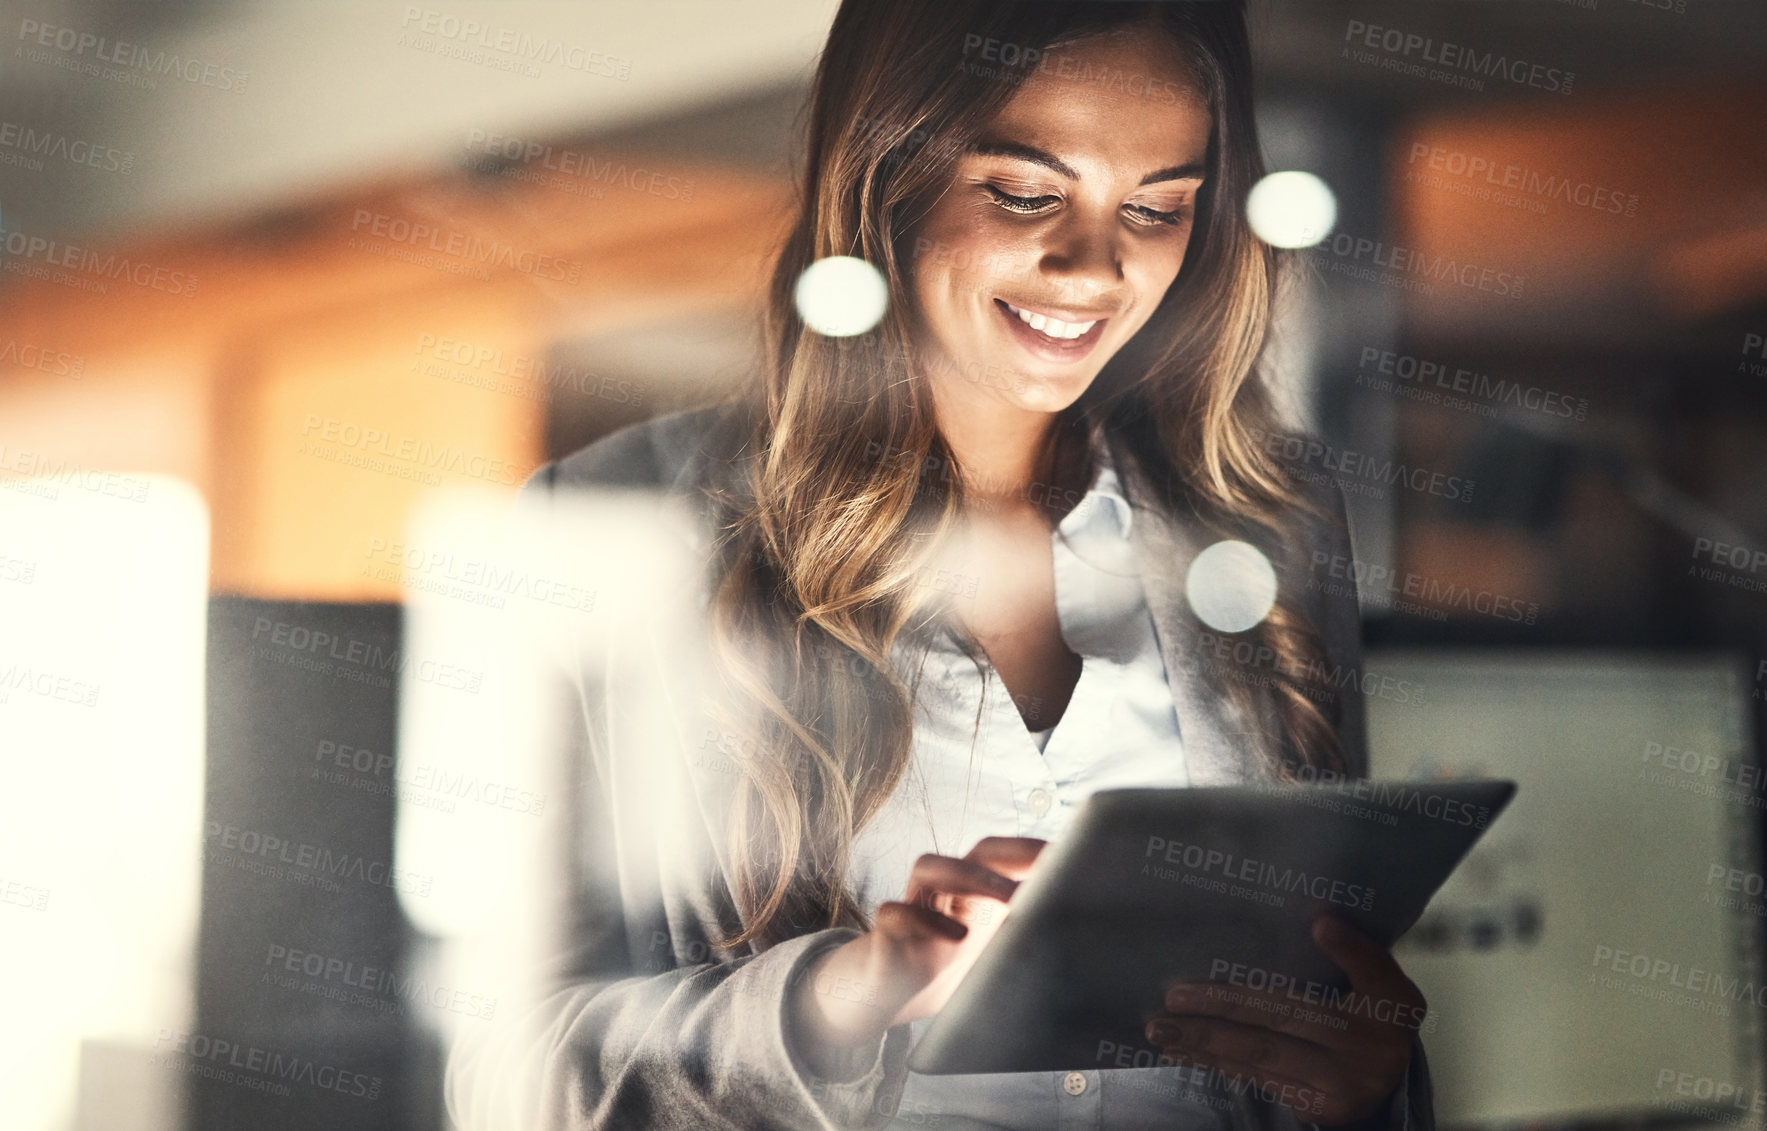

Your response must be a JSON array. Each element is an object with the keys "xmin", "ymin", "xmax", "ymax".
[{"xmin": 1036, "ymin": 208, "xmax": 1125, "ymax": 299}]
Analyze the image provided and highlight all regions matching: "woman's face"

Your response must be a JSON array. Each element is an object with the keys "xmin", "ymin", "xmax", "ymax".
[{"xmin": 908, "ymin": 29, "xmax": 1212, "ymax": 416}]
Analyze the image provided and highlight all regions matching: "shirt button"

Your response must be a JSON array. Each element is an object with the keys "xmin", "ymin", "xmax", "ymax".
[
  {"xmin": 1063, "ymin": 1071, "xmax": 1088, "ymax": 1096},
  {"xmin": 1028, "ymin": 788, "xmax": 1053, "ymax": 815}
]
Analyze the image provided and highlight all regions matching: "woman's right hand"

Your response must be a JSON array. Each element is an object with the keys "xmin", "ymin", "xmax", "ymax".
[{"xmin": 788, "ymin": 836, "xmax": 1045, "ymax": 1069}]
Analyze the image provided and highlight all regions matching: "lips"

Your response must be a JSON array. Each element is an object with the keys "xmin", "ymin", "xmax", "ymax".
[{"xmin": 994, "ymin": 298, "xmax": 1110, "ymax": 363}]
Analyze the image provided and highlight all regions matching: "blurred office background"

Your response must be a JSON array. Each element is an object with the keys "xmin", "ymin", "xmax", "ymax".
[{"xmin": 2, "ymin": 1, "xmax": 1765, "ymax": 1129}]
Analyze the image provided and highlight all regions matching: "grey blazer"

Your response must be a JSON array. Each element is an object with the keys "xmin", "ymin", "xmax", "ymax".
[{"xmin": 444, "ymin": 403, "xmax": 1435, "ymax": 1131}]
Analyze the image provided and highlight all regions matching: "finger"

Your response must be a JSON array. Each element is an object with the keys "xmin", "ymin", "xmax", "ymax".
[
  {"xmin": 1163, "ymin": 980, "xmax": 1427, "ymax": 1044},
  {"xmin": 1313, "ymin": 915, "xmax": 1425, "ymax": 1009},
  {"xmin": 1145, "ymin": 1016, "xmax": 1337, "ymax": 1083},
  {"xmin": 1159, "ymin": 982, "xmax": 1352, "ymax": 1046},
  {"xmin": 1310, "ymin": 915, "xmax": 1387, "ymax": 985},
  {"xmin": 904, "ymin": 853, "xmax": 1020, "ymax": 907},
  {"xmin": 874, "ymin": 900, "xmax": 968, "ymax": 943},
  {"xmin": 962, "ymin": 836, "xmax": 1046, "ymax": 881}
]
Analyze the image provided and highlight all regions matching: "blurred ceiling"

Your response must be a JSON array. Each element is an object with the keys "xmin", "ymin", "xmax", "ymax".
[
  {"xmin": 7, "ymin": 0, "xmax": 1766, "ymax": 244},
  {"xmin": 2, "ymin": 0, "xmax": 837, "ymax": 239}
]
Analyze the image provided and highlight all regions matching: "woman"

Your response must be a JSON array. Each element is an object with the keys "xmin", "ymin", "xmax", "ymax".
[{"xmin": 448, "ymin": 2, "xmax": 1433, "ymax": 1129}]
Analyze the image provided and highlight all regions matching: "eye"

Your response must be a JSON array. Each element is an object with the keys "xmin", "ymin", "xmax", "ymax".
[
  {"xmin": 985, "ymin": 185, "xmax": 1060, "ymax": 214},
  {"xmin": 1126, "ymin": 203, "xmax": 1190, "ymax": 227}
]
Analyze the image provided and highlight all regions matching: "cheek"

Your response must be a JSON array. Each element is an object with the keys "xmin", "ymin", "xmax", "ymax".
[
  {"xmin": 1151, "ymin": 223, "xmax": 1196, "ymax": 279},
  {"xmin": 919, "ymin": 204, "xmax": 1041, "ymax": 300},
  {"xmin": 1125, "ymin": 228, "xmax": 1195, "ymax": 310}
]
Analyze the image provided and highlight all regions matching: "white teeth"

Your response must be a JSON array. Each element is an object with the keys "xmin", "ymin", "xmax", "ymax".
[{"xmin": 1006, "ymin": 301, "xmax": 1098, "ymax": 340}]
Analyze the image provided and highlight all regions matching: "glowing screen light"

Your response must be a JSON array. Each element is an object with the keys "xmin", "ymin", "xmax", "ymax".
[
  {"xmin": 0, "ymin": 475, "xmax": 209, "ymax": 1131},
  {"xmin": 396, "ymin": 486, "xmax": 711, "ymax": 1057},
  {"xmin": 792, "ymin": 255, "xmax": 888, "ymax": 337},
  {"xmin": 1245, "ymin": 170, "xmax": 1338, "ymax": 250},
  {"xmin": 1185, "ymin": 539, "xmax": 1279, "ymax": 633}
]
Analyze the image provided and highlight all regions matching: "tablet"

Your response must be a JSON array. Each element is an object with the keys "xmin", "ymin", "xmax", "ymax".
[{"xmin": 907, "ymin": 779, "xmax": 1516, "ymax": 1076}]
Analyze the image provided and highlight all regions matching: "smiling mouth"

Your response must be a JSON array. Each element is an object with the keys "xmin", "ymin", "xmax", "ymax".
[
  {"xmin": 994, "ymin": 298, "xmax": 1110, "ymax": 360},
  {"xmin": 999, "ymin": 300, "xmax": 1100, "ymax": 339}
]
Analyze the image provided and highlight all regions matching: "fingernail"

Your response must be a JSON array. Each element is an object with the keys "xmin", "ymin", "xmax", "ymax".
[{"xmin": 1146, "ymin": 1020, "xmax": 1178, "ymax": 1044}]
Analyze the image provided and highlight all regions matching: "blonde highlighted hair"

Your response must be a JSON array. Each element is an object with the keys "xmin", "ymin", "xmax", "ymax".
[{"xmin": 703, "ymin": 0, "xmax": 1344, "ymax": 950}]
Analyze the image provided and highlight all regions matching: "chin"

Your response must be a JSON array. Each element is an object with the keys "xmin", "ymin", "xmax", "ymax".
[
  {"xmin": 1005, "ymin": 368, "xmax": 1098, "ymax": 414},
  {"xmin": 991, "ymin": 324, "xmax": 1123, "ymax": 406}
]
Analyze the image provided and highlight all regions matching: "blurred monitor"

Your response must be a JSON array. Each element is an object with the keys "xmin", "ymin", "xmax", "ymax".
[{"xmin": 1364, "ymin": 651, "xmax": 1762, "ymax": 1127}]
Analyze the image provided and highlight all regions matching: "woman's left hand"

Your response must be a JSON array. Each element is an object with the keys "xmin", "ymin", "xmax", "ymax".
[{"xmin": 1144, "ymin": 914, "xmax": 1427, "ymax": 1126}]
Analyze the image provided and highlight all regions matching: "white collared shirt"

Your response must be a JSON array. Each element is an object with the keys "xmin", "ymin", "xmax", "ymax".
[
  {"xmin": 851, "ymin": 443, "xmax": 1188, "ymax": 910},
  {"xmin": 848, "ymin": 446, "xmax": 1231, "ymax": 1130}
]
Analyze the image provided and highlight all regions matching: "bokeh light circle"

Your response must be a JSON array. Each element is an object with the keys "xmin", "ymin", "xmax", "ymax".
[
  {"xmin": 1185, "ymin": 539, "xmax": 1279, "ymax": 633},
  {"xmin": 793, "ymin": 256, "xmax": 889, "ymax": 337},
  {"xmin": 1245, "ymin": 170, "xmax": 1337, "ymax": 250}
]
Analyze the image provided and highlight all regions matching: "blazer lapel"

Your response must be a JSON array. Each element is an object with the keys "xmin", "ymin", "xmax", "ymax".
[{"xmin": 1106, "ymin": 432, "xmax": 1266, "ymax": 786}]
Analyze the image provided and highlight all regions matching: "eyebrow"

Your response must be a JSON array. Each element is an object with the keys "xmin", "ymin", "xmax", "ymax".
[{"xmin": 968, "ymin": 140, "xmax": 1206, "ymax": 186}]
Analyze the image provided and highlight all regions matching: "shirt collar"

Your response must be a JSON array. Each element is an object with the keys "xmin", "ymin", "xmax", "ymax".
[{"xmin": 1058, "ymin": 435, "xmax": 1134, "ymax": 541}]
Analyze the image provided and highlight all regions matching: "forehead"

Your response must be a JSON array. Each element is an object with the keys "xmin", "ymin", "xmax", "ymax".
[{"xmin": 981, "ymin": 30, "xmax": 1212, "ymax": 170}]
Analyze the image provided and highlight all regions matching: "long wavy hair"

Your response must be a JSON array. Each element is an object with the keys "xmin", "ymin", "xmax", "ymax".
[{"xmin": 705, "ymin": 0, "xmax": 1345, "ymax": 950}]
